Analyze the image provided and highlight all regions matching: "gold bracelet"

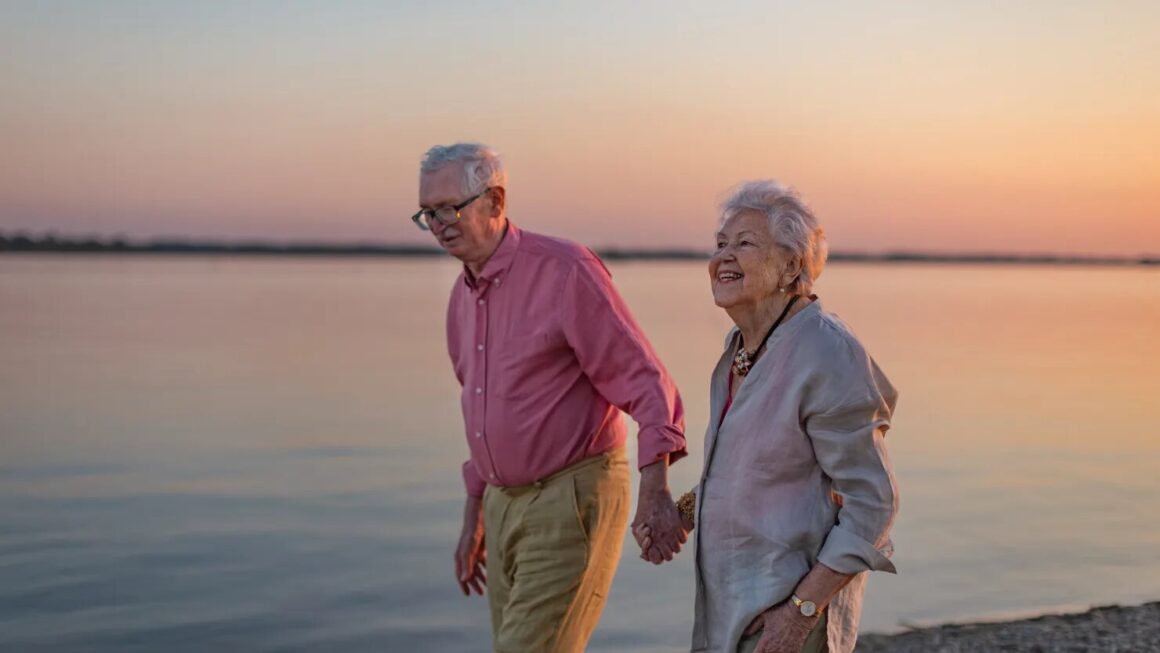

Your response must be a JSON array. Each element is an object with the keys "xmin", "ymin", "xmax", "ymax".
[{"xmin": 676, "ymin": 491, "xmax": 696, "ymax": 524}]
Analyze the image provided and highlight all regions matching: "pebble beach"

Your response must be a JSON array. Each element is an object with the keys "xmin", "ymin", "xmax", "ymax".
[{"xmin": 857, "ymin": 602, "xmax": 1160, "ymax": 652}]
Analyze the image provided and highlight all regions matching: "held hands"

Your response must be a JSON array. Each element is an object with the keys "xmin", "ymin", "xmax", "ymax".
[
  {"xmin": 632, "ymin": 488, "xmax": 694, "ymax": 564},
  {"xmin": 630, "ymin": 459, "xmax": 688, "ymax": 565},
  {"xmin": 631, "ymin": 487, "xmax": 688, "ymax": 564},
  {"xmin": 454, "ymin": 496, "xmax": 487, "ymax": 596},
  {"xmin": 743, "ymin": 600, "xmax": 819, "ymax": 653}
]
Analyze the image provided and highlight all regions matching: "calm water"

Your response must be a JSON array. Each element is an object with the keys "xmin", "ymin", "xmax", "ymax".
[{"xmin": 1, "ymin": 255, "xmax": 1158, "ymax": 652}]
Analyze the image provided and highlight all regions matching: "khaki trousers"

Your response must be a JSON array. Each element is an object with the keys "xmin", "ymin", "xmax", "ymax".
[
  {"xmin": 482, "ymin": 447, "xmax": 630, "ymax": 653},
  {"xmin": 736, "ymin": 611, "xmax": 828, "ymax": 653}
]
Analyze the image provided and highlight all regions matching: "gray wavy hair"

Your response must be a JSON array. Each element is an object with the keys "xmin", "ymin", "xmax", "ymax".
[
  {"xmin": 719, "ymin": 180, "xmax": 828, "ymax": 296},
  {"xmin": 420, "ymin": 142, "xmax": 507, "ymax": 195}
]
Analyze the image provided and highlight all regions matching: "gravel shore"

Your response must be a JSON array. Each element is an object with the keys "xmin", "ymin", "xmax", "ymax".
[{"xmin": 856, "ymin": 602, "xmax": 1160, "ymax": 652}]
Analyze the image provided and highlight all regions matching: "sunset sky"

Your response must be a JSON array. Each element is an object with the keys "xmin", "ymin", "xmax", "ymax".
[{"xmin": 3, "ymin": 1, "xmax": 1158, "ymax": 255}]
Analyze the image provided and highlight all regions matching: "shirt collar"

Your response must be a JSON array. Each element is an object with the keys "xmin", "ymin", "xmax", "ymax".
[{"xmin": 463, "ymin": 220, "xmax": 521, "ymax": 291}]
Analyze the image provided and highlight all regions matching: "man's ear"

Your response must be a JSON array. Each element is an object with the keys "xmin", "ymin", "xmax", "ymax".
[{"xmin": 488, "ymin": 186, "xmax": 506, "ymax": 217}]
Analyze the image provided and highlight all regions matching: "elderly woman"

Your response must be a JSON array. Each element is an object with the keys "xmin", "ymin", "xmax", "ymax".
[{"xmin": 639, "ymin": 180, "xmax": 899, "ymax": 653}]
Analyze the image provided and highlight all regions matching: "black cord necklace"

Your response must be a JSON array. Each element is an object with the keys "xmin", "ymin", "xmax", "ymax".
[{"xmin": 732, "ymin": 295, "xmax": 800, "ymax": 377}]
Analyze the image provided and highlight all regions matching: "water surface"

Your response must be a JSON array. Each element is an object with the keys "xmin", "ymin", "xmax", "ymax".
[{"xmin": 2, "ymin": 256, "xmax": 1157, "ymax": 651}]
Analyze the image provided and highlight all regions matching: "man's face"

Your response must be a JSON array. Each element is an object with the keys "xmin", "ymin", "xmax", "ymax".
[{"xmin": 418, "ymin": 162, "xmax": 499, "ymax": 263}]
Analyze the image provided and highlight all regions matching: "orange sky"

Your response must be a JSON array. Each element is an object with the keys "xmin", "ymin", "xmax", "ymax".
[{"xmin": 2, "ymin": 2, "xmax": 1157, "ymax": 255}]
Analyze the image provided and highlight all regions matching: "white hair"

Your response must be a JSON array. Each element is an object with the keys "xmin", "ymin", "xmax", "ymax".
[
  {"xmin": 420, "ymin": 142, "xmax": 507, "ymax": 195},
  {"xmin": 719, "ymin": 180, "xmax": 829, "ymax": 296}
]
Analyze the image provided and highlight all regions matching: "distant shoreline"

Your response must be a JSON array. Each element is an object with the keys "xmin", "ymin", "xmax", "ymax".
[{"xmin": 1, "ymin": 234, "xmax": 1157, "ymax": 267}]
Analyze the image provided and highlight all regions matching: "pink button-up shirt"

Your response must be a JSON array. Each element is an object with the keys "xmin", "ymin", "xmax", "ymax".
[{"xmin": 446, "ymin": 221, "xmax": 686, "ymax": 497}]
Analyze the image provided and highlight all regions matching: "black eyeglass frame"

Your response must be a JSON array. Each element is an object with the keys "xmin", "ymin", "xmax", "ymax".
[{"xmin": 410, "ymin": 188, "xmax": 491, "ymax": 231}]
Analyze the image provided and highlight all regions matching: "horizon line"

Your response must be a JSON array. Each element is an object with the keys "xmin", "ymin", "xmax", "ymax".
[{"xmin": 0, "ymin": 231, "xmax": 1157, "ymax": 267}]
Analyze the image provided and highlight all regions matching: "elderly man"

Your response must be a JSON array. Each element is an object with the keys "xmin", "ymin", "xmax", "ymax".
[{"xmin": 413, "ymin": 142, "xmax": 688, "ymax": 652}]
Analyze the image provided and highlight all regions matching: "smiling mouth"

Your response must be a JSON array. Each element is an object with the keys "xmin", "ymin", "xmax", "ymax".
[{"xmin": 716, "ymin": 271, "xmax": 743, "ymax": 283}]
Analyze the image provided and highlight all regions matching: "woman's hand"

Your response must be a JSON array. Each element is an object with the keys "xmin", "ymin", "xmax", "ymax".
[
  {"xmin": 632, "ymin": 506, "xmax": 694, "ymax": 563},
  {"xmin": 743, "ymin": 600, "xmax": 819, "ymax": 653}
]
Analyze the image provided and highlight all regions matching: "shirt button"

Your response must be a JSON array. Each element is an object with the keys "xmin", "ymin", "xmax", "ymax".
[
  {"xmin": 476, "ymin": 344, "xmax": 484, "ymax": 351},
  {"xmin": 489, "ymin": 473, "xmax": 496, "ymax": 480},
  {"xmin": 478, "ymin": 299, "xmax": 485, "ymax": 306},
  {"xmin": 475, "ymin": 387, "xmax": 482, "ymax": 394},
  {"xmin": 475, "ymin": 431, "xmax": 482, "ymax": 438},
  {"xmin": 495, "ymin": 278, "xmax": 502, "ymax": 286}
]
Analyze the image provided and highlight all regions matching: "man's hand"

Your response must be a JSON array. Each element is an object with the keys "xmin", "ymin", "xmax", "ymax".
[
  {"xmin": 743, "ymin": 600, "xmax": 818, "ymax": 653},
  {"xmin": 454, "ymin": 496, "xmax": 486, "ymax": 596},
  {"xmin": 630, "ymin": 458, "xmax": 687, "ymax": 564}
]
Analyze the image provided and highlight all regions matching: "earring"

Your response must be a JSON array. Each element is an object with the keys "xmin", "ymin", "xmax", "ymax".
[{"xmin": 778, "ymin": 287, "xmax": 785, "ymax": 293}]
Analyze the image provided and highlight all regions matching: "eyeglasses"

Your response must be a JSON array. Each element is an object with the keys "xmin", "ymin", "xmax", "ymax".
[{"xmin": 411, "ymin": 188, "xmax": 490, "ymax": 231}]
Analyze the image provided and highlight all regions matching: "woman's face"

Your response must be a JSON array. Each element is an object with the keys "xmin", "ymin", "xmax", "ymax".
[{"xmin": 709, "ymin": 211, "xmax": 789, "ymax": 310}]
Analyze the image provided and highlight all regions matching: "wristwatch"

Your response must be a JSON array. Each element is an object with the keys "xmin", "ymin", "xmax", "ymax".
[{"xmin": 790, "ymin": 594, "xmax": 818, "ymax": 618}]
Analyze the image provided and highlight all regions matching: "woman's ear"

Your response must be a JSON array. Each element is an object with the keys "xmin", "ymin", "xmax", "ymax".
[{"xmin": 781, "ymin": 256, "xmax": 803, "ymax": 288}]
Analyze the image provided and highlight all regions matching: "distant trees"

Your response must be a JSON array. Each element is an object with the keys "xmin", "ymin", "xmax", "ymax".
[
  {"xmin": 0, "ymin": 230, "xmax": 1155, "ymax": 265},
  {"xmin": 0, "ymin": 231, "xmax": 129, "ymax": 252}
]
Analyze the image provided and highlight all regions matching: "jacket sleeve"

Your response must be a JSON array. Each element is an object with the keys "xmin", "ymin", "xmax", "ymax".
[{"xmin": 807, "ymin": 338, "xmax": 900, "ymax": 574}]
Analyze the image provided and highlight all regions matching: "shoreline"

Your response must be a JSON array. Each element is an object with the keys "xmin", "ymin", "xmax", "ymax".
[
  {"xmin": 2, "ymin": 247, "xmax": 1157, "ymax": 268},
  {"xmin": 2, "ymin": 231, "xmax": 1157, "ymax": 267},
  {"xmin": 857, "ymin": 601, "xmax": 1160, "ymax": 651}
]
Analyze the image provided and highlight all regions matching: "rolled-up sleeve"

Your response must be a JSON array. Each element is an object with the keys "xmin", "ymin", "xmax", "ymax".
[
  {"xmin": 807, "ymin": 347, "xmax": 900, "ymax": 575},
  {"xmin": 560, "ymin": 257, "xmax": 687, "ymax": 469}
]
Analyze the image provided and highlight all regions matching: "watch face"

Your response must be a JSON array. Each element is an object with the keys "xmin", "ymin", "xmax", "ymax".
[{"xmin": 799, "ymin": 601, "xmax": 817, "ymax": 617}]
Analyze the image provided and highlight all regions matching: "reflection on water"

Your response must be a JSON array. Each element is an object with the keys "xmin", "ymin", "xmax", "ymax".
[{"xmin": 1, "ymin": 256, "xmax": 1158, "ymax": 651}]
